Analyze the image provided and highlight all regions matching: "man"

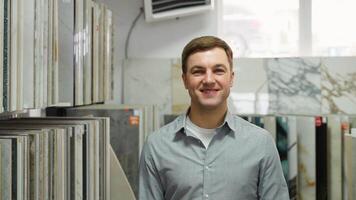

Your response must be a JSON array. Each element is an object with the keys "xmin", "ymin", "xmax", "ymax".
[{"xmin": 139, "ymin": 36, "xmax": 289, "ymax": 200}]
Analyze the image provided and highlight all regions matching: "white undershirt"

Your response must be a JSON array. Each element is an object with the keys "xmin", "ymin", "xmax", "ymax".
[{"xmin": 186, "ymin": 116, "xmax": 217, "ymax": 149}]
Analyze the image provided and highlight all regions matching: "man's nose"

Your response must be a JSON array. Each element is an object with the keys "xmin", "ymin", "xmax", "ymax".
[{"xmin": 203, "ymin": 71, "xmax": 215, "ymax": 84}]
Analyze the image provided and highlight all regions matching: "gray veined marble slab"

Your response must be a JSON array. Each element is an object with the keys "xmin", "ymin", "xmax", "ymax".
[
  {"xmin": 266, "ymin": 58, "xmax": 322, "ymax": 115},
  {"xmin": 321, "ymin": 57, "xmax": 356, "ymax": 114},
  {"xmin": 296, "ymin": 117, "xmax": 316, "ymax": 200}
]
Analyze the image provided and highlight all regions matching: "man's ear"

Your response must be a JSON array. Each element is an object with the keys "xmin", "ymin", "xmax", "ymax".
[
  {"xmin": 230, "ymin": 71, "xmax": 235, "ymax": 87},
  {"xmin": 182, "ymin": 73, "xmax": 188, "ymax": 89}
]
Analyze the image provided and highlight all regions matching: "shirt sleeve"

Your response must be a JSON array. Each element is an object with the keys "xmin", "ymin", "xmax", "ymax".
[
  {"xmin": 139, "ymin": 140, "xmax": 165, "ymax": 200},
  {"xmin": 258, "ymin": 134, "xmax": 290, "ymax": 200}
]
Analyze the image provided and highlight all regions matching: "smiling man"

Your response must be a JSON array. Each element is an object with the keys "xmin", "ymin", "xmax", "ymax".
[{"xmin": 139, "ymin": 36, "xmax": 289, "ymax": 200}]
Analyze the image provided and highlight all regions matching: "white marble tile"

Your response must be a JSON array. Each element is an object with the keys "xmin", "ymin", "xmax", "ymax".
[
  {"xmin": 123, "ymin": 58, "xmax": 172, "ymax": 118},
  {"xmin": 297, "ymin": 117, "xmax": 316, "ymax": 200},
  {"xmin": 229, "ymin": 58, "xmax": 269, "ymax": 114},
  {"xmin": 327, "ymin": 115, "xmax": 343, "ymax": 199},
  {"xmin": 321, "ymin": 57, "xmax": 356, "ymax": 114},
  {"xmin": 266, "ymin": 58, "xmax": 322, "ymax": 115}
]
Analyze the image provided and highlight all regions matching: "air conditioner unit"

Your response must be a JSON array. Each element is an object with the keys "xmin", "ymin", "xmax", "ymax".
[{"xmin": 144, "ymin": 0, "xmax": 214, "ymax": 22}]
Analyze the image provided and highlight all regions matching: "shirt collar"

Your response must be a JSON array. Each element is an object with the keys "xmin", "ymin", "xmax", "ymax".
[{"xmin": 172, "ymin": 108, "xmax": 237, "ymax": 136}]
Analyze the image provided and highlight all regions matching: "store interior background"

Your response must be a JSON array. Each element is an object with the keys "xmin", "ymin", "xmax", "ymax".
[
  {"xmin": 1, "ymin": 0, "xmax": 355, "ymax": 199},
  {"xmin": 96, "ymin": 0, "xmax": 356, "ymax": 123}
]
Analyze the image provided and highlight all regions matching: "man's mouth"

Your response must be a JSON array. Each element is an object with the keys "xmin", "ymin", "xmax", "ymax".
[{"xmin": 200, "ymin": 88, "xmax": 219, "ymax": 95}]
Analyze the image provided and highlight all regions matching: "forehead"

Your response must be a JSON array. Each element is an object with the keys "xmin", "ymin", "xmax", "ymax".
[
  {"xmin": 186, "ymin": 47, "xmax": 230, "ymax": 67},
  {"xmin": 186, "ymin": 47, "xmax": 231, "ymax": 70}
]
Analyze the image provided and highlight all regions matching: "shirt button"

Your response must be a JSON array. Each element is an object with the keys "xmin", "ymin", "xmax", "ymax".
[
  {"xmin": 205, "ymin": 166, "xmax": 209, "ymax": 170},
  {"xmin": 205, "ymin": 194, "xmax": 209, "ymax": 199}
]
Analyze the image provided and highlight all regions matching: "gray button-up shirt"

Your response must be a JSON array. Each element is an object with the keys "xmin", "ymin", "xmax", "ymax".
[{"xmin": 139, "ymin": 112, "xmax": 289, "ymax": 200}]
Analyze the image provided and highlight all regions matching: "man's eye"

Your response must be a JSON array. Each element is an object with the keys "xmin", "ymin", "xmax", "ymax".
[
  {"xmin": 215, "ymin": 69, "xmax": 226, "ymax": 74},
  {"xmin": 192, "ymin": 70, "xmax": 204, "ymax": 74}
]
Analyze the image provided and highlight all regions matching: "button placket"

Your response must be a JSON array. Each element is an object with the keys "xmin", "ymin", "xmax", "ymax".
[{"xmin": 202, "ymin": 148, "xmax": 209, "ymax": 200}]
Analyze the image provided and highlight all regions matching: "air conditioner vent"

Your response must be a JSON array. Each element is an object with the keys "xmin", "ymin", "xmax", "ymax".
[
  {"xmin": 144, "ymin": 0, "xmax": 214, "ymax": 22},
  {"xmin": 152, "ymin": 0, "xmax": 209, "ymax": 14}
]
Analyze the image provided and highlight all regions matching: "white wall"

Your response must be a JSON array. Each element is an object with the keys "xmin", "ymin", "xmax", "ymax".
[
  {"xmin": 100, "ymin": 0, "xmax": 219, "ymax": 103},
  {"xmin": 100, "ymin": 0, "xmax": 219, "ymax": 59}
]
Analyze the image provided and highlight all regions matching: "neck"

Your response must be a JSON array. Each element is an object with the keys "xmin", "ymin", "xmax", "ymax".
[{"xmin": 188, "ymin": 104, "xmax": 227, "ymax": 129}]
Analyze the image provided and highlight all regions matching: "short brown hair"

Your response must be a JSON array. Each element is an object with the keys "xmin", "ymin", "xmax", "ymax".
[{"xmin": 181, "ymin": 36, "xmax": 233, "ymax": 73}]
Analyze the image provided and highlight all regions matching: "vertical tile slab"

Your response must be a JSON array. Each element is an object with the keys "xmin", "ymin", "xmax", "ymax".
[
  {"xmin": 276, "ymin": 116, "xmax": 289, "ymax": 185},
  {"xmin": 263, "ymin": 116, "xmax": 276, "ymax": 141},
  {"xmin": 326, "ymin": 115, "xmax": 343, "ymax": 200},
  {"xmin": 344, "ymin": 134, "xmax": 356, "ymax": 200},
  {"xmin": 288, "ymin": 116, "xmax": 298, "ymax": 199},
  {"xmin": 251, "ymin": 116, "xmax": 264, "ymax": 128},
  {"xmin": 58, "ymin": 0, "xmax": 74, "ymax": 106},
  {"xmin": 266, "ymin": 58, "xmax": 321, "ymax": 115},
  {"xmin": 321, "ymin": 57, "xmax": 356, "ymax": 114},
  {"xmin": 349, "ymin": 117, "xmax": 356, "ymax": 130},
  {"xmin": 0, "ymin": 139, "xmax": 12, "ymax": 200},
  {"xmin": 297, "ymin": 117, "xmax": 316, "ymax": 200},
  {"xmin": 22, "ymin": 0, "xmax": 35, "ymax": 109},
  {"xmin": 315, "ymin": 116, "xmax": 328, "ymax": 200},
  {"xmin": 171, "ymin": 58, "xmax": 190, "ymax": 114}
]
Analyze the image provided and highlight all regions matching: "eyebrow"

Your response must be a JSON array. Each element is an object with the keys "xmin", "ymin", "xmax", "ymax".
[
  {"xmin": 189, "ymin": 64, "xmax": 228, "ymax": 71},
  {"xmin": 214, "ymin": 64, "xmax": 228, "ymax": 69}
]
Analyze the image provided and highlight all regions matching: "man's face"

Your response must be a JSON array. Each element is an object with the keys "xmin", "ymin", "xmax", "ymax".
[{"xmin": 182, "ymin": 47, "xmax": 234, "ymax": 110}]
